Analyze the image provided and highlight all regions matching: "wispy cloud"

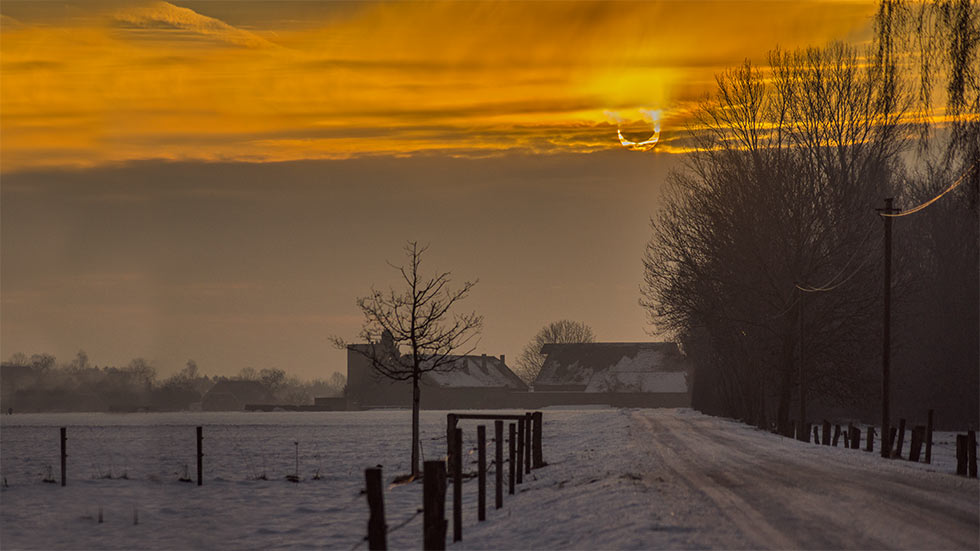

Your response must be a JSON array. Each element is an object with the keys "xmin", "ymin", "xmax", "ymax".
[{"xmin": 0, "ymin": 1, "xmax": 879, "ymax": 171}]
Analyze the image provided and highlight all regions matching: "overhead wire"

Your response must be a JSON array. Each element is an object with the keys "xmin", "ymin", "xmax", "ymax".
[{"xmin": 880, "ymin": 162, "xmax": 977, "ymax": 218}]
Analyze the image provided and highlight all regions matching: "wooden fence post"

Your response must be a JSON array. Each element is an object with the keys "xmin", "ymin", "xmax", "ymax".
[
  {"xmin": 365, "ymin": 467, "xmax": 386, "ymax": 551},
  {"xmin": 495, "ymin": 420, "xmax": 503, "ymax": 509},
  {"xmin": 516, "ymin": 418, "xmax": 524, "ymax": 484},
  {"xmin": 821, "ymin": 420, "xmax": 831, "ymax": 445},
  {"xmin": 888, "ymin": 427, "xmax": 897, "ymax": 457},
  {"xmin": 423, "ymin": 460, "xmax": 446, "ymax": 551},
  {"xmin": 453, "ymin": 427, "xmax": 462, "ymax": 542},
  {"xmin": 196, "ymin": 426, "xmax": 203, "ymax": 486},
  {"xmin": 909, "ymin": 426, "xmax": 924, "ymax": 462},
  {"xmin": 844, "ymin": 424, "xmax": 851, "ymax": 448},
  {"xmin": 812, "ymin": 425, "xmax": 819, "ymax": 444},
  {"xmin": 851, "ymin": 426, "xmax": 861, "ymax": 450},
  {"xmin": 508, "ymin": 423, "xmax": 515, "ymax": 495},
  {"xmin": 894, "ymin": 418, "xmax": 906, "ymax": 459},
  {"xmin": 866, "ymin": 426, "xmax": 875, "ymax": 452},
  {"xmin": 956, "ymin": 434, "xmax": 967, "ymax": 476},
  {"xmin": 60, "ymin": 427, "xmax": 67, "ymax": 487},
  {"xmin": 477, "ymin": 425, "xmax": 486, "ymax": 522},
  {"xmin": 446, "ymin": 414, "xmax": 457, "ymax": 475},
  {"xmin": 832, "ymin": 424, "xmax": 841, "ymax": 447},
  {"xmin": 925, "ymin": 409, "xmax": 934, "ymax": 464},
  {"xmin": 524, "ymin": 413, "xmax": 532, "ymax": 474},
  {"xmin": 969, "ymin": 430, "xmax": 977, "ymax": 478},
  {"xmin": 532, "ymin": 412, "xmax": 543, "ymax": 468}
]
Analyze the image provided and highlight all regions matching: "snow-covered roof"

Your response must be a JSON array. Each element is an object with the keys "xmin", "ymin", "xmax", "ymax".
[
  {"xmin": 535, "ymin": 342, "xmax": 690, "ymax": 393},
  {"xmin": 422, "ymin": 355, "xmax": 527, "ymax": 390}
]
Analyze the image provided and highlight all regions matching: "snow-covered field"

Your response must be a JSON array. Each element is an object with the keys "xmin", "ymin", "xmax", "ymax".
[{"xmin": 1, "ymin": 408, "xmax": 977, "ymax": 550}]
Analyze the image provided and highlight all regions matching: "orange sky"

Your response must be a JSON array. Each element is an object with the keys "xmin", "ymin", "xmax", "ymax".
[
  {"xmin": 1, "ymin": 1, "xmax": 879, "ymax": 172},
  {"xmin": 1, "ymin": 1, "xmax": 884, "ymax": 378}
]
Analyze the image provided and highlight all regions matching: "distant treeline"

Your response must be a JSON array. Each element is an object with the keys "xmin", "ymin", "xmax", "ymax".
[{"xmin": 0, "ymin": 351, "xmax": 346, "ymax": 413}]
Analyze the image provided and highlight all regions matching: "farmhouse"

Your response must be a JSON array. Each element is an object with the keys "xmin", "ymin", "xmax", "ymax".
[
  {"xmin": 531, "ymin": 342, "xmax": 692, "ymax": 408},
  {"xmin": 346, "ymin": 342, "xmax": 527, "ymax": 409},
  {"xmin": 202, "ymin": 380, "xmax": 275, "ymax": 411}
]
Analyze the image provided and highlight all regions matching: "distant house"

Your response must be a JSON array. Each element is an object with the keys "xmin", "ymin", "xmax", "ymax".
[
  {"xmin": 532, "ymin": 342, "xmax": 692, "ymax": 408},
  {"xmin": 346, "ymin": 344, "xmax": 527, "ymax": 409},
  {"xmin": 201, "ymin": 380, "xmax": 275, "ymax": 411}
]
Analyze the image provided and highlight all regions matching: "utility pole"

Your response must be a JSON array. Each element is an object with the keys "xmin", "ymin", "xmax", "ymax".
[
  {"xmin": 798, "ymin": 288, "xmax": 806, "ymax": 442},
  {"xmin": 878, "ymin": 198, "xmax": 900, "ymax": 457}
]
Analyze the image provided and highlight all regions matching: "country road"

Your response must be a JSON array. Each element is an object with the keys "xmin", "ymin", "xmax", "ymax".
[
  {"xmin": 460, "ymin": 408, "xmax": 980, "ymax": 550},
  {"xmin": 634, "ymin": 410, "xmax": 979, "ymax": 550}
]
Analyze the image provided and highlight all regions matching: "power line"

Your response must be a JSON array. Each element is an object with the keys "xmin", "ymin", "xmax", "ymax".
[
  {"xmin": 795, "ymin": 224, "xmax": 876, "ymax": 293},
  {"xmin": 880, "ymin": 163, "xmax": 977, "ymax": 218},
  {"xmin": 796, "ymin": 249, "xmax": 874, "ymax": 293}
]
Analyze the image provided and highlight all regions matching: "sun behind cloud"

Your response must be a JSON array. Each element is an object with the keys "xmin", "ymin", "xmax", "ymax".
[{"xmin": 0, "ymin": 1, "xmax": 879, "ymax": 172}]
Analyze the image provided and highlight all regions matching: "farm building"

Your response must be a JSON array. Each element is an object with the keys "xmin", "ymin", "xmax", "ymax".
[
  {"xmin": 531, "ymin": 342, "xmax": 692, "ymax": 408},
  {"xmin": 202, "ymin": 380, "xmax": 275, "ymax": 411},
  {"xmin": 346, "ymin": 342, "xmax": 527, "ymax": 409}
]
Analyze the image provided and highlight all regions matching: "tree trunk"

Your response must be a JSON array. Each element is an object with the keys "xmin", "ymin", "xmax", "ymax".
[{"xmin": 412, "ymin": 370, "xmax": 421, "ymax": 478}]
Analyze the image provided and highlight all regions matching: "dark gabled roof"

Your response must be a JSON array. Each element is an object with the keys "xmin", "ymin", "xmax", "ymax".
[
  {"xmin": 203, "ymin": 380, "xmax": 275, "ymax": 403},
  {"xmin": 534, "ymin": 342, "xmax": 689, "ymax": 393},
  {"xmin": 423, "ymin": 355, "xmax": 527, "ymax": 390}
]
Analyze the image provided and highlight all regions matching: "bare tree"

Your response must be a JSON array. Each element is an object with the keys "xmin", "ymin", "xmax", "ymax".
[
  {"xmin": 642, "ymin": 41, "xmax": 909, "ymax": 428},
  {"xmin": 333, "ymin": 241, "xmax": 482, "ymax": 478},
  {"xmin": 515, "ymin": 320, "xmax": 595, "ymax": 384}
]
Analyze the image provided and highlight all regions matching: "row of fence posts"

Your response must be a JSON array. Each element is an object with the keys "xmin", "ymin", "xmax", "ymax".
[
  {"xmin": 52, "ymin": 426, "xmax": 205, "ymax": 487},
  {"xmin": 363, "ymin": 411, "xmax": 545, "ymax": 550},
  {"xmin": 792, "ymin": 409, "xmax": 978, "ymax": 478}
]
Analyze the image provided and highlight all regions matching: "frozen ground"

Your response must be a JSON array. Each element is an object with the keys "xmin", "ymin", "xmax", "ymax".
[{"xmin": 1, "ymin": 408, "xmax": 977, "ymax": 550}]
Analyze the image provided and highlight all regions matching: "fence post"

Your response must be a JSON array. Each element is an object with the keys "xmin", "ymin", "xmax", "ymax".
[
  {"xmin": 423, "ymin": 460, "xmax": 446, "ymax": 551},
  {"xmin": 969, "ymin": 430, "xmax": 977, "ymax": 478},
  {"xmin": 956, "ymin": 434, "xmax": 967, "ymax": 476},
  {"xmin": 196, "ymin": 426, "xmax": 203, "ymax": 486},
  {"xmin": 516, "ymin": 418, "xmax": 524, "ymax": 484},
  {"xmin": 909, "ymin": 426, "xmax": 924, "ymax": 462},
  {"xmin": 60, "ymin": 427, "xmax": 67, "ymax": 487},
  {"xmin": 811, "ymin": 425, "xmax": 818, "ymax": 444},
  {"xmin": 524, "ymin": 413, "xmax": 532, "ymax": 474},
  {"xmin": 866, "ymin": 426, "xmax": 875, "ymax": 452},
  {"xmin": 851, "ymin": 427, "xmax": 861, "ymax": 450},
  {"xmin": 832, "ymin": 424, "xmax": 841, "ymax": 447},
  {"xmin": 888, "ymin": 427, "xmax": 897, "ymax": 457},
  {"xmin": 532, "ymin": 412, "xmax": 543, "ymax": 468},
  {"xmin": 925, "ymin": 409, "xmax": 934, "ymax": 464},
  {"xmin": 477, "ymin": 425, "xmax": 486, "ymax": 522},
  {"xmin": 446, "ymin": 414, "xmax": 457, "ymax": 475},
  {"xmin": 844, "ymin": 424, "xmax": 851, "ymax": 448},
  {"xmin": 822, "ymin": 420, "xmax": 831, "ymax": 445},
  {"xmin": 494, "ymin": 420, "xmax": 503, "ymax": 509},
  {"xmin": 508, "ymin": 423, "xmax": 515, "ymax": 495},
  {"xmin": 894, "ymin": 418, "xmax": 906, "ymax": 459},
  {"xmin": 365, "ymin": 467, "xmax": 386, "ymax": 550},
  {"xmin": 453, "ymin": 427, "xmax": 462, "ymax": 542}
]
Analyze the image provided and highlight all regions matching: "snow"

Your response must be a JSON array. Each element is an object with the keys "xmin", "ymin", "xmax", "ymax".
[
  {"xmin": 424, "ymin": 357, "xmax": 523, "ymax": 389},
  {"xmin": 1, "ymin": 409, "xmax": 976, "ymax": 550},
  {"xmin": 584, "ymin": 349, "xmax": 688, "ymax": 392}
]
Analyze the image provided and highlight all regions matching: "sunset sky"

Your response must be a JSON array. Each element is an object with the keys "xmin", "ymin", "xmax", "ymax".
[{"xmin": 1, "ymin": 1, "xmax": 880, "ymax": 380}]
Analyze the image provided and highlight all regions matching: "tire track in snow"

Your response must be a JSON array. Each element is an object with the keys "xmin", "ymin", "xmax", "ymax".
[
  {"xmin": 634, "ymin": 410, "xmax": 979, "ymax": 550},
  {"xmin": 634, "ymin": 412, "xmax": 799, "ymax": 549},
  {"xmin": 679, "ymin": 415, "xmax": 979, "ymax": 549}
]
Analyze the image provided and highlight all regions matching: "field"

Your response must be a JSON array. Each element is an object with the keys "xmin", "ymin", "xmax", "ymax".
[{"xmin": 1, "ymin": 408, "xmax": 976, "ymax": 550}]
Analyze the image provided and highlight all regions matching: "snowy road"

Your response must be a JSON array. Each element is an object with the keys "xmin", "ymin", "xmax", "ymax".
[
  {"xmin": 461, "ymin": 408, "xmax": 979, "ymax": 550},
  {"xmin": 634, "ymin": 411, "xmax": 979, "ymax": 550}
]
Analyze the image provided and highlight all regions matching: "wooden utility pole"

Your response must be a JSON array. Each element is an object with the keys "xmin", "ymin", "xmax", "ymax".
[
  {"xmin": 798, "ymin": 289, "xmax": 806, "ymax": 441},
  {"xmin": 879, "ymin": 198, "xmax": 900, "ymax": 458}
]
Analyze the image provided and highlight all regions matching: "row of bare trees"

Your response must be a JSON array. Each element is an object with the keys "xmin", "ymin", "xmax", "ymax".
[{"xmin": 642, "ymin": 0, "xmax": 978, "ymax": 429}]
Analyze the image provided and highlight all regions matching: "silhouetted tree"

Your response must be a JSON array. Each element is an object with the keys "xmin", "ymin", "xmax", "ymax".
[
  {"xmin": 515, "ymin": 320, "xmax": 595, "ymax": 384},
  {"xmin": 642, "ymin": 41, "xmax": 909, "ymax": 428},
  {"xmin": 333, "ymin": 241, "xmax": 482, "ymax": 478}
]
